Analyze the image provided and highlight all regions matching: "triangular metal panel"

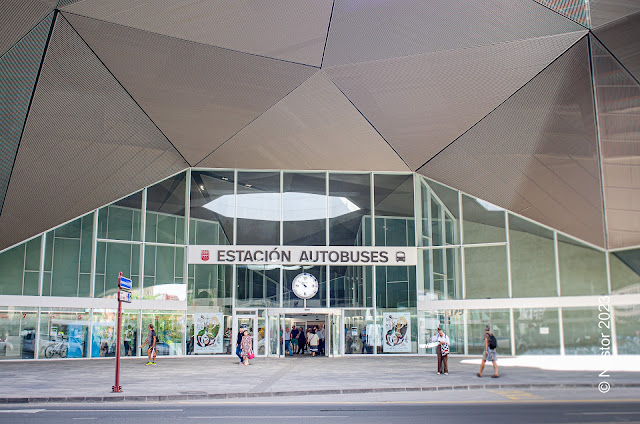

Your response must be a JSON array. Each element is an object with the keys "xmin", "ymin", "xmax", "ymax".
[
  {"xmin": 590, "ymin": 0, "xmax": 640, "ymax": 28},
  {"xmin": 323, "ymin": 0, "xmax": 583, "ymax": 67},
  {"xmin": 418, "ymin": 37, "xmax": 606, "ymax": 247},
  {"xmin": 0, "ymin": 12, "xmax": 53, "ymax": 216},
  {"xmin": 198, "ymin": 71, "xmax": 410, "ymax": 172},
  {"xmin": 0, "ymin": 17, "xmax": 189, "ymax": 251},
  {"xmin": 327, "ymin": 31, "xmax": 587, "ymax": 170},
  {"xmin": 532, "ymin": 0, "xmax": 588, "ymax": 27},
  {"xmin": 0, "ymin": 0, "xmax": 54, "ymax": 57},
  {"xmin": 594, "ymin": 11, "xmax": 640, "ymax": 82},
  {"xmin": 592, "ymin": 36, "xmax": 640, "ymax": 249},
  {"xmin": 64, "ymin": 12, "xmax": 318, "ymax": 166},
  {"xmin": 61, "ymin": 0, "xmax": 333, "ymax": 67}
]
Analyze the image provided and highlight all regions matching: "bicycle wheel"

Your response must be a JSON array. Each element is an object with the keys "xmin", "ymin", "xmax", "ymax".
[
  {"xmin": 60, "ymin": 345, "xmax": 68, "ymax": 358},
  {"xmin": 44, "ymin": 344, "xmax": 55, "ymax": 358}
]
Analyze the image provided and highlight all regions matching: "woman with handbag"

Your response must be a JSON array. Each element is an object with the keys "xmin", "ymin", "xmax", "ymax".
[
  {"xmin": 431, "ymin": 327, "xmax": 450, "ymax": 375},
  {"xmin": 240, "ymin": 329, "xmax": 253, "ymax": 365}
]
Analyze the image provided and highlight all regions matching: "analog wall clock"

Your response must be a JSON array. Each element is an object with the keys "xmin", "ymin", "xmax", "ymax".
[{"xmin": 291, "ymin": 273, "xmax": 319, "ymax": 299}]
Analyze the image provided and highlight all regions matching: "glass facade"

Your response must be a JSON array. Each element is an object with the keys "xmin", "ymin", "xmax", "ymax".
[{"xmin": 0, "ymin": 169, "xmax": 636, "ymax": 358}]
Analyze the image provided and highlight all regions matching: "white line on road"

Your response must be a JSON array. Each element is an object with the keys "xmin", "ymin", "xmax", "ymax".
[
  {"xmin": 73, "ymin": 418, "xmax": 95, "ymax": 420},
  {"xmin": 566, "ymin": 411, "xmax": 640, "ymax": 415},
  {"xmin": 187, "ymin": 416, "xmax": 349, "ymax": 419},
  {"xmin": 47, "ymin": 409, "xmax": 183, "ymax": 412},
  {"xmin": 0, "ymin": 410, "xmax": 44, "ymax": 413}
]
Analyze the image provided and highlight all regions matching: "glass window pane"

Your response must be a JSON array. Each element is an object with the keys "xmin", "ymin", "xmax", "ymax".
[
  {"xmin": 39, "ymin": 309, "xmax": 90, "ymax": 358},
  {"xmin": 563, "ymin": 307, "xmax": 609, "ymax": 355},
  {"xmin": 236, "ymin": 265, "xmax": 280, "ymax": 308},
  {"xmin": 343, "ymin": 309, "xmax": 374, "ymax": 355},
  {"xmin": 146, "ymin": 173, "xmax": 186, "ymax": 244},
  {"xmin": 509, "ymin": 215, "xmax": 557, "ymax": 297},
  {"xmin": 558, "ymin": 235, "xmax": 607, "ymax": 296},
  {"xmin": 45, "ymin": 214, "xmax": 93, "ymax": 297},
  {"xmin": 188, "ymin": 264, "xmax": 232, "ymax": 307},
  {"xmin": 462, "ymin": 195, "xmax": 505, "ymax": 244},
  {"xmin": 329, "ymin": 173, "xmax": 371, "ymax": 246},
  {"xmin": 374, "ymin": 174, "xmax": 415, "ymax": 247},
  {"xmin": 615, "ymin": 304, "xmax": 640, "ymax": 354},
  {"xmin": 189, "ymin": 170, "xmax": 234, "ymax": 245},
  {"xmin": 98, "ymin": 191, "xmax": 142, "ymax": 241},
  {"xmin": 143, "ymin": 246, "xmax": 186, "ymax": 301},
  {"xmin": 283, "ymin": 172, "xmax": 326, "ymax": 246},
  {"xmin": 464, "ymin": 246, "xmax": 508, "ymax": 299},
  {"xmin": 95, "ymin": 242, "xmax": 141, "ymax": 299},
  {"xmin": 0, "ymin": 242, "xmax": 26, "ymax": 296},
  {"xmin": 610, "ymin": 249, "xmax": 640, "ymax": 294},
  {"xmin": 418, "ymin": 310, "xmax": 463, "ymax": 354},
  {"xmin": 467, "ymin": 309, "xmax": 511, "ymax": 355},
  {"xmin": 0, "ymin": 308, "xmax": 37, "ymax": 359},
  {"xmin": 283, "ymin": 266, "xmax": 326, "ymax": 308},
  {"xmin": 514, "ymin": 308, "xmax": 560, "ymax": 355},
  {"xmin": 330, "ymin": 265, "xmax": 372, "ymax": 307},
  {"xmin": 236, "ymin": 172, "xmax": 280, "ymax": 245},
  {"xmin": 376, "ymin": 266, "xmax": 416, "ymax": 308},
  {"xmin": 141, "ymin": 311, "xmax": 185, "ymax": 356}
]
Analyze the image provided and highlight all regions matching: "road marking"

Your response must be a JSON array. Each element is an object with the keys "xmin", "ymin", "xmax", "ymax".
[
  {"xmin": 179, "ymin": 398, "xmax": 640, "ymax": 405},
  {"xmin": 0, "ymin": 409, "xmax": 44, "ymax": 413},
  {"xmin": 566, "ymin": 411, "xmax": 640, "ymax": 415},
  {"xmin": 47, "ymin": 409, "xmax": 183, "ymax": 412},
  {"xmin": 491, "ymin": 390, "xmax": 543, "ymax": 400},
  {"xmin": 188, "ymin": 416, "xmax": 349, "ymax": 419},
  {"xmin": 73, "ymin": 418, "xmax": 95, "ymax": 420}
]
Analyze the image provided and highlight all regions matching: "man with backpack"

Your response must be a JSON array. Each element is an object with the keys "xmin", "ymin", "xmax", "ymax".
[{"xmin": 477, "ymin": 325, "xmax": 499, "ymax": 378}]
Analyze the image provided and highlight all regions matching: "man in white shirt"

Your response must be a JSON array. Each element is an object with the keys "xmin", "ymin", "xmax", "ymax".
[
  {"xmin": 317, "ymin": 324, "xmax": 325, "ymax": 356},
  {"xmin": 431, "ymin": 327, "xmax": 450, "ymax": 375},
  {"xmin": 283, "ymin": 327, "xmax": 292, "ymax": 356}
]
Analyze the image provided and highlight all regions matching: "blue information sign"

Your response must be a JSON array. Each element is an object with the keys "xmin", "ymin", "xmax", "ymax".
[{"xmin": 119, "ymin": 276, "xmax": 132, "ymax": 291}]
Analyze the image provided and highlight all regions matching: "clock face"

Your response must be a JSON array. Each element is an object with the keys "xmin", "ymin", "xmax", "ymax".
[{"xmin": 292, "ymin": 273, "xmax": 319, "ymax": 299}]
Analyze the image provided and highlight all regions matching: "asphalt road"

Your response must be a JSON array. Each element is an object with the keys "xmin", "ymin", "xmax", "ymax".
[{"xmin": 1, "ymin": 398, "xmax": 639, "ymax": 424}]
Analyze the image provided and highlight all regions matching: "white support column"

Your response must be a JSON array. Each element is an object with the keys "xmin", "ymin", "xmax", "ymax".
[
  {"xmin": 184, "ymin": 168, "xmax": 191, "ymax": 292},
  {"xmin": 90, "ymin": 210, "xmax": 98, "ymax": 298},
  {"xmin": 38, "ymin": 233, "xmax": 46, "ymax": 297},
  {"xmin": 554, "ymin": 231, "xmax": 561, "ymax": 297},
  {"xmin": 87, "ymin": 308, "xmax": 94, "ymax": 358},
  {"xmin": 459, "ymin": 191, "xmax": 466, "ymax": 300},
  {"xmin": 182, "ymin": 310, "xmax": 188, "ymax": 355},
  {"xmin": 370, "ymin": 173, "xmax": 377, "ymax": 356},
  {"xmin": 509, "ymin": 308, "xmax": 516, "ymax": 357},
  {"xmin": 463, "ymin": 308, "xmax": 468, "ymax": 355},
  {"xmin": 610, "ymin": 304, "xmax": 618, "ymax": 356},
  {"xmin": 139, "ymin": 188, "xmax": 147, "ymax": 301},
  {"xmin": 137, "ymin": 309, "xmax": 143, "ymax": 357},
  {"xmin": 233, "ymin": 169, "xmax": 238, "ymax": 245},
  {"xmin": 558, "ymin": 307, "xmax": 565, "ymax": 356},
  {"xmin": 505, "ymin": 212, "xmax": 513, "ymax": 299},
  {"xmin": 35, "ymin": 307, "xmax": 41, "ymax": 360}
]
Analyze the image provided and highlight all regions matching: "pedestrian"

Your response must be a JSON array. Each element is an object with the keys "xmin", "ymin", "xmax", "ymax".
[
  {"xmin": 291, "ymin": 326, "xmax": 299, "ymax": 354},
  {"xmin": 297, "ymin": 327, "xmax": 306, "ymax": 354},
  {"xmin": 308, "ymin": 328, "xmax": 320, "ymax": 356},
  {"xmin": 477, "ymin": 325, "xmax": 499, "ymax": 378},
  {"xmin": 360, "ymin": 327, "xmax": 368, "ymax": 354},
  {"xmin": 235, "ymin": 328, "xmax": 244, "ymax": 364},
  {"xmin": 283, "ymin": 326, "xmax": 293, "ymax": 356},
  {"xmin": 240, "ymin": 329, "xmax": 253, "ymax": 365},
  {"xmin": 139, "ymin": 324, "xmax": 157, "ymax": 366},
  {"xmin": 431, "ymin": 327, "xmax": 450, "ymax": 375},
  {"xmin": 317, "ymin": 324, "xmax": 325, "ymax": 356}
]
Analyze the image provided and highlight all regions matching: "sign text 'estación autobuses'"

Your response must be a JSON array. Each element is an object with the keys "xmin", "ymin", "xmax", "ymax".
[{"xmin": 187, "ymin": 246, "xmax": 418, "ymax": 266}]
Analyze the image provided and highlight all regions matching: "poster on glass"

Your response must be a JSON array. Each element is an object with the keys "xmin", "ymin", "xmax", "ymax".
[
  {"xmin": 193, "ymin": 313, "xmax": 223, "ymax": 354},
  {"xmin": 383, "ymin": 312, "xmax": 411, "ymax": 353}
]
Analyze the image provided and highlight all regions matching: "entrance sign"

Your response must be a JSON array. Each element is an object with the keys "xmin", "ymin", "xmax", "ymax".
[
  {"xmin": 383, "ymin": 312, "xmax": 411, "ymax": 353},
  {"xmin": 188, "ymin": 245, "xmax": 417, "ymax": 266},
  {"xmin": 193, "ymin": 313, "xmax": 223, "ymax": 354}
]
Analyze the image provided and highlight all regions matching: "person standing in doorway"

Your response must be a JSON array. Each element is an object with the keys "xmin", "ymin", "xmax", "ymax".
[
  {"xmin": 236, "ymin": 328, "xmax": 244, "ymax": 364},
  {"xmin": 240, "ymin": 329, "xmax": 253, "ymax": 366},
  {"xmin": 283, "ymin": 326, "xmax": 293, "ymax": 356},
  {"xmin": 308, "ymin": 328, "xmax": 320, "ymax": 356},
  {"xmin": 297, "ymin": 327, "xmax": 306, "ymax": 354},
  {"xmin": 477, "ymin": 325, "xmax": 499, "ymax": 378},
  {"xmin": 139, "ymin": 324, "xmax": 157, "ymax": 366},
  {"xmin": 291, "ymin": 326, "xmax": 299, "ymax": 354},
  {"xmin": 431, "ymin": 327, "xmax": 450, "ymax": 375},
  {"xmin": 317, "ymin": 324, "xmax": 325, "ymax": 356}
]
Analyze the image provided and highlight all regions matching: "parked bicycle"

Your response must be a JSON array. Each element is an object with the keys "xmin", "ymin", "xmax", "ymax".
[{"xmin": 44, "ymin": 341, "xmax": 68, "ymax": 358}]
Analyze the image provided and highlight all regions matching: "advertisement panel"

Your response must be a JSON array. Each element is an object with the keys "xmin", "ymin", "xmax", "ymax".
[
  {"xmin": 382, "ymin": 312, "xmax": 411, "ymax": 353},
  {"xmin": 193, "ymin": 313, "xmax": 223, "ymax": 354}
]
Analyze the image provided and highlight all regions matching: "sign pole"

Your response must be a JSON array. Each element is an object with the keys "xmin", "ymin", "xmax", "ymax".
[{"xmin": 112, "ymin": 272, "xmax": 123, "ymax": 393}]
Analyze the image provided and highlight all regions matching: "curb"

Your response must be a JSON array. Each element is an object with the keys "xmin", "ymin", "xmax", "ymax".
[{"xmin": 2, "ymin": 383, "xmax": 639, "ymax": 404}]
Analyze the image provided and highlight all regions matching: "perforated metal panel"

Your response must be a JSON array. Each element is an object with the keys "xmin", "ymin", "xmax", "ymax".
[
  {"xmin": 199, "ymin": 71, "xmax": 409, "ymax": 172},
  {"xmin": 533, "ymin": 0, "xmax": 588, "ymax": 27},
  {"xmin": 0, "ymin": 0, "xmax": 53, "ymax": 57},
  {"xmin": 327, "ymin": 31, "xmax": 586, "ymax": 170},
  {"xmin": 323, "ymin": 0, "xmax": 583, "ymax": 67},
  {"xmin": 0, "ymin": 17, "xmax": 189, "ymax": 251},
  {"xmin": 595, "ymin": 11, "xmax": 640, "ymax": 82},
  {"xmin": 592, "ymin": 36, "xmax": 640, "ymax": 249},
  {"xmin": 61, "ymin": 0, "xmax": 333, "ymax": 66},
  {"xmin": 64, "ymin": 12, "xmax": 318, "ymax": 166},
  {"xmin": 590, "ymin": 0, "xmax": 640, "ymax": 28},
  {"xmin": 418, "ymin": 36, "xmax": 606, "ymax": 247},
  {"xmin": 0, "ymin": 12, "xmax": 53, "ymax": 217}
]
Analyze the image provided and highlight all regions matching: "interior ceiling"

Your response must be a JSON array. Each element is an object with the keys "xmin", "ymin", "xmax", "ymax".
[{"xmin": 1, "ymin": 0, "xmax": 640, "ymax": 251}]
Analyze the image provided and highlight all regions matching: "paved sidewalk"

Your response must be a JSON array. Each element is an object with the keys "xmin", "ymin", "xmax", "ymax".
[{"xmin": 0, "ymin": 356, "xmax": 637, "ymax": 403}]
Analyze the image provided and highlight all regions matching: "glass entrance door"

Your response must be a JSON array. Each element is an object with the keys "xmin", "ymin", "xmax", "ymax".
[{"xmin": 234, "ymin": 315, "xmax": 258, "ymax": 357}]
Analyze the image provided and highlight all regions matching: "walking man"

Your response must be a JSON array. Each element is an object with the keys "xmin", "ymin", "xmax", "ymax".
[
  {"xmin": 139, "ymin": 324, "xmax": 157, "ymax": 366},
  {"xmin": 317, "ymin": 324, "xmax": 325, "ymax": 356},
  {"xmin": 235, "ymin": 328, "xmax": 244, "ymax": 364},
  {"xmin": 283, "ymin": 326, "xmax": 293, "ymax": 356},
  {"xmin": 477, "ymin": 325, "xmax": 499, "ymax": 378}
]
